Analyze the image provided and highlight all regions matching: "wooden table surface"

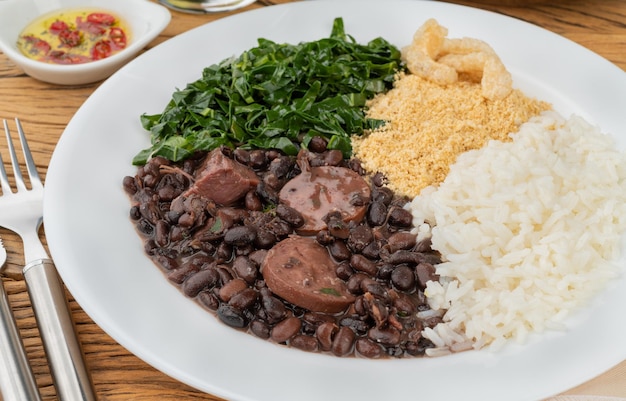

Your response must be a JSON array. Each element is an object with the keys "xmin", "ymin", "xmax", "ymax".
[{"xmin": 1, "ymin": 0, "xmax": 625, "ymax": 400}]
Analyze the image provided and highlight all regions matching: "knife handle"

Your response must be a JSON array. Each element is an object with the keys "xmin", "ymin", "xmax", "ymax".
[
  {"xmin": 23, "ymin": 258, "xmax": 97, "ymax": 401},
  {"xmin": 0, "ymin": 283, "xmax": 43, "ymax": 401}
]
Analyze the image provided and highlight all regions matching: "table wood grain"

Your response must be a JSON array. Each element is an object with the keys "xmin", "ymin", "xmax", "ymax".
[{"xmin": 1, "ymin": 1, "xmax": 625, "ymax": 400}]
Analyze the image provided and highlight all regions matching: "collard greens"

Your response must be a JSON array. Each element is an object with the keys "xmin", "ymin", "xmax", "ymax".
[{"xmin": 134, "ymin": 17, "xmax": 403, "ymax": 165}]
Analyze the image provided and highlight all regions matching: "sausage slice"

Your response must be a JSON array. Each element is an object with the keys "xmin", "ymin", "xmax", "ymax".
[
  {"xmin": 278, "ymin": 165, "xmax": 371, "ymax": 235},
  {"xmin": 183, "ymin": 148, "xmax": 259, "ymax": 206},
  {"xmin": 262, "ymin": 237, "xmax": 355, "ymax": 314}
]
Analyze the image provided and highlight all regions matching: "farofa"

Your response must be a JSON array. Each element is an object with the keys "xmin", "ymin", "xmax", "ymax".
[{"xmin": 351, "ymin": 72, "xmax": 550, "ymax": 197}]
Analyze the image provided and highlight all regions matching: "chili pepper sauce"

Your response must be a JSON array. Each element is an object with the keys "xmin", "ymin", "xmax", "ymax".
[{"xmin": 17, "ymin": 8, "xmax": 131, "ymax": 65}]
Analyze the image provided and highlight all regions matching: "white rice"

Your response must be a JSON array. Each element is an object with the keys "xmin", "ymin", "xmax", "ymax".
[{"xmin": 408, "ymin": 111, "xmax": 626, "ymax": 352}]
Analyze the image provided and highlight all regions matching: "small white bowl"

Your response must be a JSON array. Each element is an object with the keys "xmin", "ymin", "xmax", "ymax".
[{"xmin": 0, "ymin": 0, "xmax": 171, "ymax": 85}]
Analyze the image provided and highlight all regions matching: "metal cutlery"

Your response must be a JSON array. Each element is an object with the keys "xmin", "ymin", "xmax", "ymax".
[
  {"xmin": 0, "ymin": 236, "xmax": 42, "ymax": 401},
  {"xmin": 0, "ymin": 118, "xmax": 97, "ymax": 401}
]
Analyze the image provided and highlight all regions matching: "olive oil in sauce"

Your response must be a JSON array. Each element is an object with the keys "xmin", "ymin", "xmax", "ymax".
[{"xmin": 17, "ymin": 8, "xmax": 130, "ymax": 65}]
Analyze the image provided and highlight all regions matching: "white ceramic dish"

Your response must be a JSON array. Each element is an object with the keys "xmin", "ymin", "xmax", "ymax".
[
  {"xmin": 43, "ymin": 1, "xmax": 626, "ymax": 400},
  {"xmin": 0, "ymin": 0, "xmax": 170, "ymax": 85}
]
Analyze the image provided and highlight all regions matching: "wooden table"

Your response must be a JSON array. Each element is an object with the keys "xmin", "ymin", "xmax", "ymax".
[{"xmin": 1, "ymin": 0, "xmax": 625, "ymax": 400}]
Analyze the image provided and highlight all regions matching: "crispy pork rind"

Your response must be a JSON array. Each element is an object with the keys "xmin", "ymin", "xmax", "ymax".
[{"xmin": 402, "ymin": 19, "xmax": 513, "ymax": 100}]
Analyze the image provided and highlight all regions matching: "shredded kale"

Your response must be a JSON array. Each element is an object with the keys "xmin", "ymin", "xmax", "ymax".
[{"xmin": 133, "ymin": 17, "xmax": 404, "ymax": 165}]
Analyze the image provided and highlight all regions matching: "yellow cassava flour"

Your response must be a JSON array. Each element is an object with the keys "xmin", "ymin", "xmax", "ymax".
[{"xmin": 352, "ymin": 73, "xmax": 550, "ymax": 197}]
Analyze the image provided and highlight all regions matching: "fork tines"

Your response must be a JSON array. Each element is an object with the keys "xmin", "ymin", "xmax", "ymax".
[{"xmin": 1, "ymin": 118, "xmax": 43, "ymax": 195}]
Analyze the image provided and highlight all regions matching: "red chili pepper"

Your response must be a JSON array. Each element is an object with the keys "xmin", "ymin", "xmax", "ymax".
[
  {"xmin": 59, "ymin": 29, "xmax": 82, "ymax": 47},
  {"xmin": 86, "ymin": 13, "xmax": 116, "ymax": 26},
  {"xmin": 76, "ymin": 16, "xmax": 106, "ymax": 35},
  {"xmin": 49, "ymin": 20, "xmax": 69, "ymax": 34},
  {"xmin": 91, "ymin": 40, "xmax": 112, "ymax": 60},
  {"xmin": 21, "ymin": 35, "xmax": 51, "ymax": 56},
  {"xmin": 45, "ymin": 50, "xmax": 90, "ymax": 65},
  {"xmin": 108, "ymin": 27, "xmax": 127, "ymax": 50}
]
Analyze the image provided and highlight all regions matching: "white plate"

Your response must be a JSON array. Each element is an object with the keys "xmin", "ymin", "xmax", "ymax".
[{"xmin": 43, "ymin": 1, "xmax": 626, "ymax": 400}]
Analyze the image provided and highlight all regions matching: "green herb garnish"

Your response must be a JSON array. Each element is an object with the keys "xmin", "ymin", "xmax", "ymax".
[
  {"xmin": 133, "ymin": 17, "xmax": 403, "ymax": 165},
  {"xmin": 320, "ymin": 288, "xmax": 341, "ymax": 297}
]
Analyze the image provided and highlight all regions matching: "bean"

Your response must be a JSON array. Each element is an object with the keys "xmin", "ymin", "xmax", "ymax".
[
  {"xmin": 224, "ymin": 226, "xmax": 257, "ymax": 246},
  {"xmin": 263, "ymin": 173, "xmax": 281, "ymax": 190},
  {"xmin": 261, "ymin": 290, "xmax": 287, "ymax": 324},
  {"xmin": 385, "ymin": 250, "xmax": 422, "ymax": 265},
  {"xmin": 250, "ymin": 319, "xmax": 271, "ymax": 339},
  {"xmin": 327, "ymin": 218, "xmax": 350, "ymax": 239},
  {"xmin": 129, "ymin": 205, "xmax": 141, "ymax": 220},
  {"xmin": 331, "ymin": 326, "xmax": 356, "ymax": 356},
  {"xmin": 290, "ymin": 335, "xmax": 319, "ymax": 352},
  {"xmin": 302, "ymin": 312, "xmax": 335, "ymax": 331},
  {"xmin": 266, "ymin": 218, "xmax": 292, "ymax": 238},
  {"xmin": 217, "ymin": 304, "xmax": 248, "ymax": 328},
  {"xmin": 347, "ymin": 273, "xmax": 368, "ymax": 295},
  {"xmin": 394, "ymin": 294, "xmax": 418, "ymax": 317},
  {"xmin": 323, "ymin": 150, "xmax": 344, "ymax": 166},
  {"xmin": 155, "ymin": 254, "xmax": 178, "ymax": 271},
  {"xmin": 387, "ymin": 206, "xmax": 413, "ymax": 227},
  {"xmin": 154, "ymin": 220, "xmax": 170, "ymax": 247},
  {"xmin": 139, "ymin": 202, "xmax": 161, "ymax": 225},
  {"xmin": 249, "ymin": 149, "xmax": 268, "ymax": 170},
  {"xmin": 197, "ymin": 291, "xmax": 220, "ymax": 311},
  {"xmin": 387, "ymin": 232, "xmax": 417, "ymax": 253},
  {"xmin": 248, "ymin": 249, "xmax": 268, "ymax": 267},
  {"xmin": 228, "ymin": 288, "xmax": 259, "ymax": 310},
  {"xmin": 182, "ymin": 267, "xmax": 219, "ymax": 297},
  {"xmin": 122, "ymin": 176, "xmax": 138, "ymax": 195},
  {"xmin": 316, "ymin": 230, "xmax": 334, "ymax": 245},
  {"xmin": 232, "ymin": 256, "xmax": 258, "ymax": 284},
  {"xmin": 167, "ymin": 263, "xmax": 200, "ymax": 285},
  {"xmin": 269, "ymin": 156, "xmax": 294, "ymax": 179},
  {"xmin": 256, "ymin": 181, "xmax": 278, "ymax": 204},
  {"xmin": 219, "ymin": 278, "xmax": 248, "ymax": 302},
  {"xmin": 414, "ymin": 238, "xmax": 433, "ymax": 253},
  {"xmin": 347, "ymin": 225, "xmax": 373, "ymax": 253},
  {"xmin": 372, "ymin": 186, "xmax": 394, "ymax": 206},
  {"xmin": 275, "ymin": 204, "xmax": 305, "ymax": 227},
  {"xmin": 376, "ymin": 263, "xmax": 394, "ymax": 281},
  {"xmin": 254, "ymin": 229, "xmax": 278, "ymax": 249},
  {"xmin": 245, "ymin": 190, "xmax": 263, "ymax": 211},
  {"xmin": 347, "ymin": 158, "xmax": 365, "ymax": 175},
  {"xmin": 367, "ymin": 201, "xmax": 387, "ymax": 226},
  {"xmin": 424, "ymin": 316, "xmax": 443, "ymax": 329},
  {"xmin": 368, "ymin": 326, "xmax": 401, "ymax": 346},
  {"xmin": 391, "ymin": 264, "xmax": 417, "ymax": 292},
  {"xmin": 335, "ymin": 262, "xmax": 354, "ymax": 281},
  {"xmin": 339, "ymin": 317, "xmax": 370, "ymax": 335},
  {"xmin": 157, "ymin": 184, "xmax": 178, "ymax": 202},
  {"xmin": 360, "ymin": 278, "xmax": 387, "ymax": 300},
  {"xmin": 371, "ymin": 172, "xmax": 386, "ymax": 187},
  {"xmin": 328, "ymin": 240, "xmax": 351, "ymax": 261},
  {"xmin": 361, "ymin": 240, "xmax": 380, "ymax": 259},
  {"xmin": 215, "ymin": 242, "xmax": 233, "ymax": 262},
  {"xmin": 143, "ymin": 174, "xmax": 158, "ymax": 188},
  {"xmin": 271, "ymin": 317, "xmax": 302, "ymax": 343},
  {"xmin": 233, "ymin": 148, "xmax": 250, "ymax": 165},
  {"xmin": 415, "ymin": 262, "xmax": 438, "ymax": 290},
  {"xmin": 316, "ymin": 322, "xmax": 338, "ymax": 352},
  {"xmin": 364, "ymin": 296, "xmax": 389, "ymax": 327},
  {"xmin": 350, "ymin": 254, "xmax": 378, "ymax": 276},
  {"xmin": 308, "ymin": 136, "xmax": 328, "ymax": 153},
  {"xmin": 216, "ymin": 265, "xmax": 233, "ymax": 284},
  {"xmin": 355, "ymin": 338, "xmax": 384, "ymax": 359}
]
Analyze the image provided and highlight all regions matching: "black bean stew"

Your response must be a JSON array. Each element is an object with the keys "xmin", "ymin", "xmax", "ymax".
[{"xmin": 123, "ymin": 140, "xmax": 444, "ymax": 358}]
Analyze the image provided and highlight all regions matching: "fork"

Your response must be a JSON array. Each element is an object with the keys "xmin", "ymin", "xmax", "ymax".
[
  {"xmin": 0, "ymin": 236, "xmax": 42, "ymax": 400},
  {"xmin": 1, "ymin": 118, "xmax": 97, "ymax": 401}
]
